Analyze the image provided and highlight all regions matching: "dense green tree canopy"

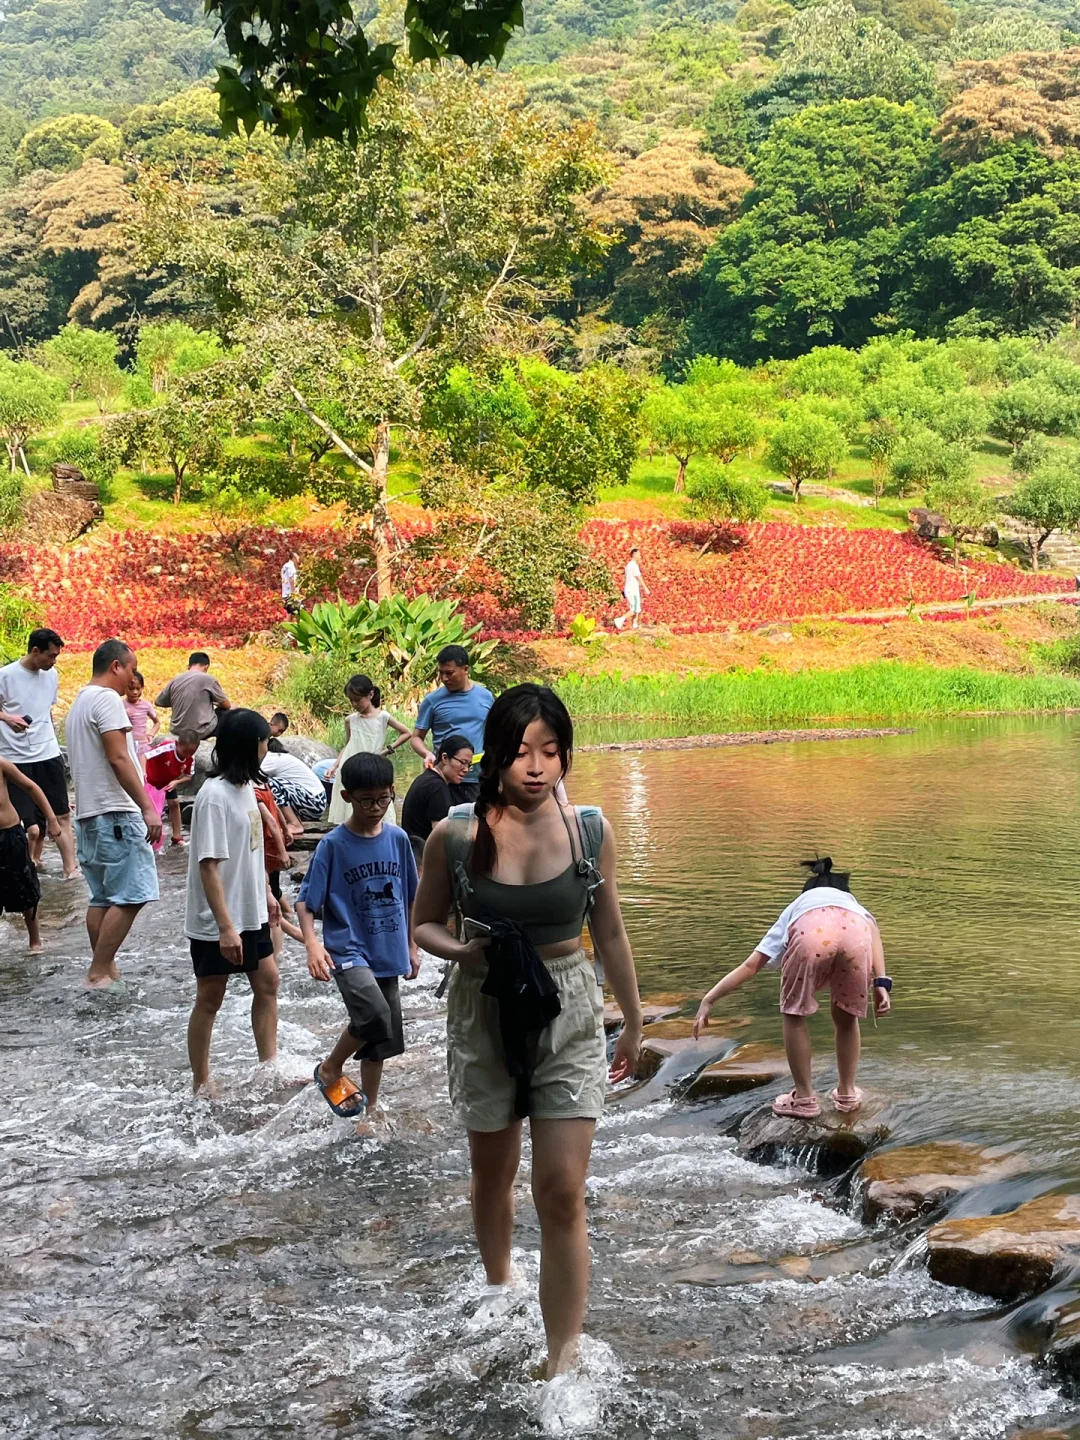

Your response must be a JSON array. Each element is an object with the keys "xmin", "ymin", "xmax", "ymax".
[{"xmin": 698, "ymin": 98, "xmax": 934, "ymax": 361}]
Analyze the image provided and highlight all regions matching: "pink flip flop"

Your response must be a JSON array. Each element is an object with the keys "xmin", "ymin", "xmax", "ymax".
[
  {"xmin": 771, "ymin": 1090, "xmax": 821, "ymax": 1118},
  {"xmin": 830, "ymin": 1087, "xmax": 864, "ymax": 1113}
]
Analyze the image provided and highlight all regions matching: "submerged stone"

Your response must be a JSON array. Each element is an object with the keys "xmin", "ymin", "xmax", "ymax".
[
  {"xmin": 859, "ymin": 1142, "xmax": 1029, "ymax": 1224},
  {"xmin": 634, "ymin": 1035, "xmax": 714, "ymax": 1080},
  {"xmin": 687, "ymin": 1042, "xmax": 790, "ymax": 1099},
  {"xmin": 927, "ymin": 1194, "xmax": 1080, "ymax": 1301},
  {"xmin": 737, "ymin": 1091, "xmax": 892, "ymax": 1174}
]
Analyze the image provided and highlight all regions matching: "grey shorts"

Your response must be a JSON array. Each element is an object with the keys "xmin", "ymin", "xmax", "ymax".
[
  {"xmin": 446, "ymin": 948, "xmax": 607, "ymax": 1133},
  {"xmin": 333, "ymin": 967, "xmax": 404, "ymax": 1061},
  {"xmin": 76, "ymin": 812, "xmax": 159, "ymax": 909}
]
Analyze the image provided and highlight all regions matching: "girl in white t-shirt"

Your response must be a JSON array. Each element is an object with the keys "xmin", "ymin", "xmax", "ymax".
[
  {"xmin": 693, "ymin": 858, "xmax": 892, "ymax": 1118},
  {"xmin": 184, "ymin": 708, "xmax": 280, "ymax": 1094}
]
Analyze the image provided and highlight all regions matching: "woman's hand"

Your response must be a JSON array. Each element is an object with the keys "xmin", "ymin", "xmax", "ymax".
[
  {"xmin": 219, "ymin": 925, "xmax": 243, "ymax": 967},
  {"xmin": 456, "ymin": 936, "xmax": 490, "ymax": 964},
  {"xmin": 692, "ymin": 999, "xmax": 713, "ymax": 1039},
  {"xmin": 609, "ymin": 1024, "xmax": 641, "ymax": 1084},
  {"xmin": 326, "ymin": 764, "xmax": 337, "ymax": 779},
  {"xmin": 873, "ymin": 985, "xmax": 891, "ymax": 1017}
]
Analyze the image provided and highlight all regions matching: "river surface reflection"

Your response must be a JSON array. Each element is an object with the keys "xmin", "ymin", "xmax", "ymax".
[{"xmin": 2, "ymin": 715, "xmax": 1080, "ymax": 1438}]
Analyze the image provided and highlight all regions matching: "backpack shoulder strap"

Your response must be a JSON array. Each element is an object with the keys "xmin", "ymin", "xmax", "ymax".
[
  {"xmin": 564, "ymin": 804, "xmax": 605, "ymax": 910},
  {"xmin": 444, "ymin": 803, "xmax": 476, "ymax": 903}
]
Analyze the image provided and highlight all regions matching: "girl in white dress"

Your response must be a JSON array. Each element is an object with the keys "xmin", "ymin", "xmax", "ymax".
[{"xmin": 326, "ymin": 674, "xmax": 412, "ymax": 825}]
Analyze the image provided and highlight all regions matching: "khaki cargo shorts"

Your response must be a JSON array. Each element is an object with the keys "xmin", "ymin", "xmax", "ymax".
[{"xmin": 446, "ymin": 948, "xmax": 608, "ymax": 1133}]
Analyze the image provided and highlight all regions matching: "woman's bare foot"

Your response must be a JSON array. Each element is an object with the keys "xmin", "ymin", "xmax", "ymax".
[{"xmin": 63, "ymin": 869, "xmax": 80, "ymax": 881}]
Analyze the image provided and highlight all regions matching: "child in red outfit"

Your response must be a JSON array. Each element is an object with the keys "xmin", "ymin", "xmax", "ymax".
[{"xmin": 144, "ymin": 731, "xmax": 199, "ymax": 850}]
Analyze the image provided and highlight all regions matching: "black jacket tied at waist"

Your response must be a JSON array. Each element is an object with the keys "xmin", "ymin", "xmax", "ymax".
[{"xmin": 476, "ymin": 910, "xmax": 562, "ymax": 1119}]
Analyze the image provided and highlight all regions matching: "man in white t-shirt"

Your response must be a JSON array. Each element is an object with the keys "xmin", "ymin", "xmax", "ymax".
[
  {"xmin": 66, "ymin": 639, "xmax": 162, "ymax": 989},
  {"xmin": 281, "ymin": 549, "xmax": 300, "ymax": 614},
  {"xmin": 613, "ymin": 545, "xmax": 650, "ymax": 631},
  {"xmin": 0, "ymin": 626, "xmax": 78, "ymax": 878}
]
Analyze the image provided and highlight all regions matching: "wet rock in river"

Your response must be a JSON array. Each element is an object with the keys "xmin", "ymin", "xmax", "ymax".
[
  {"xmin": 634, "ymin": 1035, "xmax": 714, "ymax": 1080},
  {"xmin": 927, "ymin": 1194, "xmax": 1080, "ymax": 1301},
  {"xmin": 737, "ymin": 1091, "xmax": 893, "ymax": 1174},
  {"xmin": 1043, "ymin": 1298, "xmax": 1080, "ymax": 1390},
  {"xmin": 687, "ymin": 1042, "xmax": 790, "ymax": 1099},
  {"xmin": 859, "ymin": 1142, "xmax": 1029, "ymax": 1224},
  {"xmin": 604, "ymin": 1002, "xmax": 680, "ymax": 1033}
]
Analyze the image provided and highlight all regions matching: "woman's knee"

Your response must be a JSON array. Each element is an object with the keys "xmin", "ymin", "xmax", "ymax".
[{"xmin": 532, "ymin": 1170, "xmax": 585, "ymax": 1230}]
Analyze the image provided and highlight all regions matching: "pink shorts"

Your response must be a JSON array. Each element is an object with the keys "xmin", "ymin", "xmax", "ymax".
[{"xmin": 779, "ymin": 906, "xmax": 873, "ymax": 1018}]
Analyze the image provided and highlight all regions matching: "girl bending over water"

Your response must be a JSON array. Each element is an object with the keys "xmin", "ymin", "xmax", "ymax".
[
  {"xmin": 413, "ymin": 684, "xmax": 642, "ymax": 1378},
  {"xmin": 694, "ymin": 857, "xmax": 892, "ymax": 1116}
]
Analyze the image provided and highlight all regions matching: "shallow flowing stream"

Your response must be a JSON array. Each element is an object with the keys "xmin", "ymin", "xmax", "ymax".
[{"xmin": 4, "ymin": 715, "xmax": 1080, "ymax": 1438}]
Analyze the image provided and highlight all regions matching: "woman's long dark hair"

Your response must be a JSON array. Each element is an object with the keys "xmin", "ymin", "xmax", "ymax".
[
  {"xmin": 346, "ymin": 673, "xmax": 381, "ymax": 709},
  {"xmin": 209, "ymin": 708, "xmax": 270, "ymax": 786},
  {"xmin": 469, "ymin": 684, "xmax": 573, "ymax": 877},
  {"xmin": 800, "ymin": 856, "xmax": 852, "ymax": 893}
]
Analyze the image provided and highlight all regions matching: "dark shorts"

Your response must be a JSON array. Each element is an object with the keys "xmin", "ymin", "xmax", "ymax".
[
  {"xmin": 0, "ymin": 822, "xmax": 40, "ymax": 916},
  {"xmin": 190, "ymin": 923, "xmax": 274, "ymax": 978},
  {"xmin": 10, "ymin": 755, "xmax": 70, "ymax": 828},
  {"xmin": 333, "ymin": 968, "xmax": 404, "ymax": 1061},
  {"xmin": 268, "ymin": 869, "xmax": 282, "ymax": 900}
]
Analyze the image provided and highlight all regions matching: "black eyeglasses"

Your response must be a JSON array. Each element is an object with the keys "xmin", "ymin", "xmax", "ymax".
[{"xmin": 353, "ymin": 792, "xmax": 395, "ymax": 810}]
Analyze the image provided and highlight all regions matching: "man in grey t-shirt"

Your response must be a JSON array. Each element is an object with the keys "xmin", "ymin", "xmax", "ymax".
[{"xmin": 155, "ymin": 651, "xmax": 232, "ymax": 740}]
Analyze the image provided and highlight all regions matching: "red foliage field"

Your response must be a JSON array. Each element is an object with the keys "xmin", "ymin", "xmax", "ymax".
[{"xmin": 1, "ymin": 519, "xmax": 1071, "ymax": 649}]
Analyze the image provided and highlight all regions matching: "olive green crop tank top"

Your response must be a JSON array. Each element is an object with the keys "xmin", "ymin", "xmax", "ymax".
[{"xmin": 447, "ymin": 804, "xmax": 601, "ymax": 947}]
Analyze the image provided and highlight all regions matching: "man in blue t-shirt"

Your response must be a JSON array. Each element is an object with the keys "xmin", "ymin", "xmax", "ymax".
[
  {"xmin": 298, "ymin": 752, "xmax": 419, "ymax": 1119},
  {"xmin": 408, "ymin": 645, "xmax": 493, "ymax": 797}
]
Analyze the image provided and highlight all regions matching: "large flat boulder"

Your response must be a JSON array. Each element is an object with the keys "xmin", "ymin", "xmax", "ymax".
[
  {"xmin": 859, "ymin": 1142, "xmax": 1029, "ymax": 1224},
  {"xmin": 686, "ymin": 1042, "xmax": 789, "ymax": 1100},
  {"xmin": 737, "ymin": 1091, "xmax": 892, "ymax": 1174},
  {"xmin": 927, "ymin": 1194, "xmax": 1080, "ymax": 1301}
]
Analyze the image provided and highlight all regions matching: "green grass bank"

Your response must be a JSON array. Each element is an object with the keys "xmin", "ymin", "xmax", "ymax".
[{"xmin": 553, "ymin": 663, "xmax": 1080, "ymax": 726}]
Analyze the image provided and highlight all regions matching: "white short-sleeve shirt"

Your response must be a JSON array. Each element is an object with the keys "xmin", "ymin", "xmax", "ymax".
[
  {"xmin": 757, "ymin": 887, "xmax": 874, "ymax": 969},
  {"xmin": 66, "ymin": 684, "xmax": 140, "ymax": 818},
  {"xmin": 184, "ymin": 777, "xmax": 267, "ymax": 940},
  {"xmin": 0, "ymin": 659, "xmax": 60, "ymax": 763},
  {"xmin": 623, "ymin": 559, "xmax": 642, "ymax": 596}
]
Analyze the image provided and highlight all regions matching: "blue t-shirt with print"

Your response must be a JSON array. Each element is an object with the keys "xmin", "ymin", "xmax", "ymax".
[
  {"xmin": 298, "ymin": 822, "xmax": 418, "ymax": 976},
  {"xmin": 415, "ymin": 682, "xmax": 493, "ymax": 776}
]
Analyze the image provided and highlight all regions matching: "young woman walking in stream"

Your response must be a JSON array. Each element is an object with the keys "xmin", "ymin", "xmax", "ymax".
[
  {"xmin": 694, "ymin": 857, "xmax": 892, "ymax": 1115},
  {"xmin": 412, "ymin": 684, "xmax": 642, "ymax": 1384}
]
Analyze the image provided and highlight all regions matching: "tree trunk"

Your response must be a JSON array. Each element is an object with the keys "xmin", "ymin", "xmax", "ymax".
[
  {"xmin": 173, "ymin": 462, "xmax": 184, "ymax": 505},
  {"xmin": 371, "ymin": 419, "xmax": 392, "ymax": 601},
  {"xmin": 1032, "ymin": 533, "xmax": 1046, "ymax": 573},
  {"xmin": 792, "ymin": 475, "xmax": 801, "ymax": 503},
  {"xmin": 18, "ymin": 446, "xmax": 30, "ymax": 478},
  {"xmin": 674, "ymin": 455, "xmax": 688, "ymax": 493}
]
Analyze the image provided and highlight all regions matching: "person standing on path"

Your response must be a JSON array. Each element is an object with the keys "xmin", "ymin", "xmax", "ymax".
[
  {"xmin": 66, "ymin": 640, "xmax": 162, "ymax": 990},
  {"xmin": 184, "ymin": 709, "xmax": 281, "ymax": 1094},
  {"xmin": 0, "ymin": 627, "xmax": 78, "ymax": 879},
  {"xmin": 155, "ymin": 652, "xmax": 232, "ymax": 742},
  {"xmin": 281, "ymin": 550, "xmax": 301, "ymax": 615},
  {"xmin": 408, "ymin": 646, "xmax": 493, "ymax": 799},
  {"xmin": 613, "ymin": 546, "xmax": 649, "ymax": 631},
  {"xmin": 412, "ymin": 684, "xmax": 643, "ymax": 1383},
  {"xmin": 326, "ymin": 675, "xmax": 413, "ymax": 826}
]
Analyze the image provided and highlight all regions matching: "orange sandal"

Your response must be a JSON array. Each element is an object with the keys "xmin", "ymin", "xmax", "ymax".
[{"xmin": 313, "ymin": 1065, "xmax": 367, "ymax": 1118}]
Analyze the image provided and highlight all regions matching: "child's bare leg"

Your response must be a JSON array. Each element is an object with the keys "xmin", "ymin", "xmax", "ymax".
[
  {"xmin": 27, "ymin": 822, "xmax": 43, "ymax": 866},
  {"xmin": 781, "ymin": 1013, "xmax": 814, "ymax": 1098},
  {"xmin": 25, "ymin": 908, "xmax": 42, "ymax": 953},
  {"xmin": 318, "ymin": 1027, "xmax": 359, "ymax": 1086},
  {"xmin": 361, "ymin": 1058, "xmax": 384, "ymax": 1110},
  {"xmin": 168, "ymin": 797, "xmax": 183, "ymax": 843},
  {"xmin": 832, "ymin": 1003, "xmax": 861, "ymax": 1096}
]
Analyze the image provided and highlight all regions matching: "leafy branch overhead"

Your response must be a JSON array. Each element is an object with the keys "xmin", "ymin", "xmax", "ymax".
[{"xmin": 207, "ymin": 0, "xmax": 526, "ymax": 144}]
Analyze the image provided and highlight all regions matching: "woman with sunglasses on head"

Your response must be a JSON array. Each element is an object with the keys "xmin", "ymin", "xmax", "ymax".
[{"xmin": 412, "ymin": 684, "xmax": 643, "ymax": 1384}]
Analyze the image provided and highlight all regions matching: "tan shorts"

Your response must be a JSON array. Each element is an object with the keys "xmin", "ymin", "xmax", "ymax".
[{"xmin": 446, "ymin": 947, "xmax": 607, "ymax": 1133}]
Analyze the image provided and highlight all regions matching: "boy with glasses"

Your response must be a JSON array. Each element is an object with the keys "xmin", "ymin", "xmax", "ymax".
[{"xmin": 298, "ymin": 752, "xmax": 419, "ymax": 1119}]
